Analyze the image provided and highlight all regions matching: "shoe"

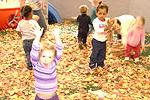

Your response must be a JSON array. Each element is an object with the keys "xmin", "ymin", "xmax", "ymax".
[
  {"xmin": 97, "ymin": 63, "xmax": 105, "ymax": 68},
  {"xmin": 89, "ymin": 63, "xmax": 96, "ymax": 69},
  {"xmin": 134, "ymin": 58, "xmax": 139, "ymax": 63},
  {"xmin": 27, "ymin": 66, "xmax": 33, "ymax": 70},
  {"xmin": 83, "ymin": 43, "xmax": 87, "ymax": 47},
  {"xmin": 79, "ymin": 44, "xmax": 83, "ymax": 49},
  {"xmin": 125, "ymin": 57, "xmax": 129, "ymax": 61}
]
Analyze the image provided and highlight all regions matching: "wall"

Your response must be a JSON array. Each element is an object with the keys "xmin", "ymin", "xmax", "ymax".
[{"xmin": 48, "ymin": 0, "xmax": 150, "ymax": 32}]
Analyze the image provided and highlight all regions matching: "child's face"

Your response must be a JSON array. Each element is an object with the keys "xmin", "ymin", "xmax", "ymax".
[
  {"xmin": 113, "ymin": 20, "xmax": 121, "ymax": 33},
  {"xmin": 96, "ymin": 8, "xmax": 107, "ymax": 21},
  {"xmin": 40, "ymin": 50, "xmax": 55, "ymax": 66}
]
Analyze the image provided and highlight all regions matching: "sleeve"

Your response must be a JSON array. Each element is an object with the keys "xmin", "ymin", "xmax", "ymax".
[
  {"xmin": 77, "ymin": 15, "xmax": 80, "ymax": 23},
  {"xmin": 88, "ymin": 16, "xmax": 93, "ymax": 26},
  {"xmin": 16, "ymin": 22, "xmax": 21, "ymax": 32},
  {"xmin": 30, "ymin": 40, "xmax": 40, "ymax": 66},
  {"xmin": 140, "ymin": 30, "xmax": 145, "ymax": 46},
  {"xmin": 53, "ymin": 40, "xmax": 63, "ymax": 64},
  {"xmin": 127, "ymin": 29, "xmax": 132, "ymax": 39},
  {"xmin": 30, "ymin": 20, "xmax": 41, "ymax": 36}
]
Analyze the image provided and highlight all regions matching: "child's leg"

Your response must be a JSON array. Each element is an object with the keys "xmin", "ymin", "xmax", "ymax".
[
  {"xmin": 82, "ymin": 34, "xmax": 88, "ymax": 45},
  {"xmin": 89, "ymin": 39, "xmax": 101, "ymax": 68},
  {"xmin": 97, "ymin": 41, "xmax": 106, "ymax": 67},
  {"xmin": 133, "ymin": 44, "xmax": 140, "ymax": 59},
  {"xmin": 23, "ymin": 39, "xmax": 34, "ymax": 70},
  {"xmin": 78, "ymin": 33, "xmax": 83, "ymax": 49},
  {"xmin": 125, "ymin": 44, "xmax": 132, "ymax": 58}
]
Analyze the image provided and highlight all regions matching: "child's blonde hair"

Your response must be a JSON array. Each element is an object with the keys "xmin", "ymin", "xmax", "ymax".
[
  {"xmin": 136, "ymin": 16, "xmax": 145, "ymax": 25},
  {"xmin": 39, "ymin": 41, "xmax": 57, "ymax": 59},
  {"xmin": 79, "ymin": 5, "xmax": 89, "ymax": 14}
]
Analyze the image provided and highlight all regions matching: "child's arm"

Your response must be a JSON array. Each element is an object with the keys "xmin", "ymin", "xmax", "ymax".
[
  {"xmin": 16, "ymin": 31, "xmax": 22, "ymax": 38},
  {"xmin": 53, "ymin": 28, "xmax": 63, "ymax": 63},
  {"xmin": 30, "ymin": 28, "xmax": 44, "ymax": 65},
  {"xmin": 141, "ymin": 31, "xmax": 145, "ymax": 52},
  {"xmin": 16, "ymin": 22, "xmax": 22, "ymax": 38}
]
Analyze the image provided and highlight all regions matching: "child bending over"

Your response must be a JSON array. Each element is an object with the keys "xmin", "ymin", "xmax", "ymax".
[
  {"xmin": 125, "ymin": 16, "xmax": 145, "ymax": 62},
  {"xmin": 30, "ymin": 27, "xmax": 63, "ymax": 100}
]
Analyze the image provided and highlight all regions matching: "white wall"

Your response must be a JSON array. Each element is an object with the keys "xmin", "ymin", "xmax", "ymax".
[{"xmin": 48, "ymin": 0, "xmax": 150, "ymax": 32}]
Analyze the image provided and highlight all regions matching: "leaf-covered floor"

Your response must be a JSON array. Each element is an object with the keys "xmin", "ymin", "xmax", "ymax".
[{"xmin": 0, "ymin": 22, "xmax": 150, "ymax": 100}]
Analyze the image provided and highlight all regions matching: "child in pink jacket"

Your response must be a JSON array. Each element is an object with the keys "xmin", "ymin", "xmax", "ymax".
[{"xmin": 125, "ymin": 16, "xmax": 145, "ymax": 62}]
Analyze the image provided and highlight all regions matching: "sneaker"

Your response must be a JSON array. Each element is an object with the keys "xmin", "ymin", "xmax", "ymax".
[
  {"xmin": 27, "ymin": 66, "xmax": 33, "ymax": 70},
  {"xmin": 125, "ymin": 57, "xmax": 129, "ymax": 61},
  {"xmin": 97, "ymin": 63, "xmax": 105, "ymax": 68},
  {"xmin": 134, "ymin": 58, "xmax": 139, "ymax": 63},
  {"xmin": 89, "ymin": 63, "xmax": 96, "ymax": 69},
  {"xmin": 83, "ymin": 43, "xmax": 87, "ymax": 47},
  {"xmin": 79, "ymin": 44, "xmax": 83, "ymax": 49}
]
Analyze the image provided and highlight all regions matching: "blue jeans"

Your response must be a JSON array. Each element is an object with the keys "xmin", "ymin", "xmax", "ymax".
[
  {"xmin": 89, "ymin": 39, "xmax": 106, "ymax": 67},
  {"xmin": 23, "ymin": 39, "xmax": 34, "ymax": 67}
]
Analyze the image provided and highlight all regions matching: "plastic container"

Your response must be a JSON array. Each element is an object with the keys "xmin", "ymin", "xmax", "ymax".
[{"xmin": 0, "ymin": 7, "xmax": 20, "ymax": 30}]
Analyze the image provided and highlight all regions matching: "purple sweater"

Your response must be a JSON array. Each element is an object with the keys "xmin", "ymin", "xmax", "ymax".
[{"xmin": 30, "ymin": 40, "xmax": 63, "ymax": 94}]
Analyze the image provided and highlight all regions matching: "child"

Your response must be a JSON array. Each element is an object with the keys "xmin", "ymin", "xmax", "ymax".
[
  {"xmin": 30, "ymin": 27, "xmax": 63, "ymax": 100},
  {"xmin": 20, "ymin": 0, "xmax": 47, "ymax": 36},
  {"xmin": 89, "ymin": 3, "xmax": 109, "ymax": 69},
  {"xmin": 125, "ymin": 16, "xmax": 145, "ymax": 62},
  {"xmin": 77, "ymin": 5, "xmax": 92, "ymax": 49},
  {"xmin": 16, "ymin": 5, "xmax": 41, "ymax": 70},
  {"xmin": 114, "ymin": 15, "xmax": 136, "ymax": 47},
  {"xmin": 113, "ymin": 19, "xmax": 121, "ymax": 41}
]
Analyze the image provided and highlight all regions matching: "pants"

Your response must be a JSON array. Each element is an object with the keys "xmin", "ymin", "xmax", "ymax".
[
  {"xmin": 33, "ymin": 9, "xmax": 47, "ymax": 35},
  {"xmin": 89, "ymin": 39, "xmax": 106, "ymax": 66},
  {"xmin": 78, "ymin": 33, "xmax": 88, "ymax": 44},
  {"xmin": 23, "ymin": 39, "xmax": 34, "ymax": 67},
  {"xmin": 35, "ymin": 94, "xmax": 59, "ymax": 100},
  {"xmin": 125, "ymin": 43, "xmax": 140, "ymax": 58}
]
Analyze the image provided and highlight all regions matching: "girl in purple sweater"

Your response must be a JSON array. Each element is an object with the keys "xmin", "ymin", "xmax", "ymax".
[
  {"xmin": 125, "ymin": 16, "xmax": 145, "ymax": 62},
  {"xmin": 30, "ymin": 28, "xmax": 63, "ymax": 100}
]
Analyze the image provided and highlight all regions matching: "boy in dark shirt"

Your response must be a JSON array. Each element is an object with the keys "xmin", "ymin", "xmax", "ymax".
[{"xmin": 77, "ymin": 5, "xmax": 92, "ymax": 49}]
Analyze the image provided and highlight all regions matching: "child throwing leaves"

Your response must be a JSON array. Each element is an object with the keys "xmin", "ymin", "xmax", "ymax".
[
  {"xmin": 125, "ymin": 16, "xmax": 145, "ymax": 62},
  {"xmin": 89, "ymin": 3, "xmax": 109, "ymax": 69},
  {"xmin": 30, "ymin": 27, "xmax": 63, "ymax": 100}
]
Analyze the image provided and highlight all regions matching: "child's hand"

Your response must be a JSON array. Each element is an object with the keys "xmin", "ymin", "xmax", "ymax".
[
  {"xmin": 141, "ymin": 46, "xmax": 145, "ymax": 53},
  {"xmin": 33, "ymin": 27, "xmax": 44, "ymax": 37},
  {"xmin": 53, "ymin": 28, "xmax": 61, "ymax": 36}
]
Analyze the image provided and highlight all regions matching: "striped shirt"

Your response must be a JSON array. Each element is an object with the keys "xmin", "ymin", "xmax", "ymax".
[{"xmin": 30, "ymin": 40, "xmax": 63, "ymax": 94}]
